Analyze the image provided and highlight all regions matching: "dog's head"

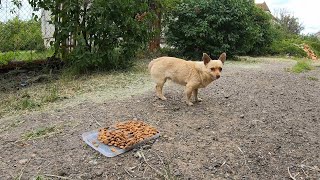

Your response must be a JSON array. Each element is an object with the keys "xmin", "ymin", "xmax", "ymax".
[{"xmin": 203, "ymin": 52, "xmax": 226, "ymax": 80}]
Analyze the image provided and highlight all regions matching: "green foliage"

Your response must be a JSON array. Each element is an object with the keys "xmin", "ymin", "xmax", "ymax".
[
  {"xmin": 291, "ymin": 60, "xmax": 313, "ymax": 73},
  {"xmin": 0, "ymin": 18, "xmax": 45, "ymax": 52},
  {"xmin": 166, "ymin": 0, "xmax": 273, "ymax": 58},
  {"xmin": 20, "ymin": 98, "xmax": 39, "ymax": 110},
  {"xmin": 269, "ymin": 39, "xmax": 306, "ymax": 57},
  {"xmin": 0, "ymin": 51, "xmax": 16, "ymax": 65},
  {"xmin": 269, "ymin": 27, "xmax": 320, "ymax": 58},
  {"xmin": 29, "ymin": 0, "xmax": 153, "ymax": 73},
  {"xmin": 43, "ymin": 85, "xmax": 59, "ymax": 103},
  {"xmin": 248, "ymin": 7, "xmax": 275, "ymax": 55},
  {"xmin": 302, "ymin": 35, "xmax": 320, "ymax": 56}
]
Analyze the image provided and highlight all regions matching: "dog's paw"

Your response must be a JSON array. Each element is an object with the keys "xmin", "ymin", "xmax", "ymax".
[
  {"xmin": 186, "ymin": 101, "xmax": 194, "ymax": 106},
  {"xmin": 196, "ymin": 97, "xmax": 203, "ymax": 102},
  {"xmin": 159, "ymin": 96, "xmax": 167, "ymax": 101}
]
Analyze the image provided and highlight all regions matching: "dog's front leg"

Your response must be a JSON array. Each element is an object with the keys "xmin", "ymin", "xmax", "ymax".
[
  {"xmin": 185, "ymin": 85, "xmax": 194, "ymax": 106},
  {"xmin": 193, "ymin": 89, "xmax": 202, "ymax": 102}
]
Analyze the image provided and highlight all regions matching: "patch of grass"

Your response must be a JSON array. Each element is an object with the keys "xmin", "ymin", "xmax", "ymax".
[
  {"xmin": 43, "ymin": 85, "xmax": 59, "ymax": 103},
  {"xmin": 0, "ymin": 60, "xmax": 151, "ymax": 118},
  {"xmin": 22, "ymin": 126, "xmax": 59, "ymax": 140},
  {"xmin": 0, "ymin": 49, "xmax": 54, "ymax": 65},
  {"xmin": 307, "ymin": 76, "xmax": 319, "ymax": 81},
  {"xmin": 20, "ymin": 98, "xmax": 40, "ymax": 110},
  {"xmin": 34, "ymin": 175, "xmax": 46, "ymax": 180},
  {"xmin": 290, "ymin": 60, "xmax": 313, "ymax": 73}
]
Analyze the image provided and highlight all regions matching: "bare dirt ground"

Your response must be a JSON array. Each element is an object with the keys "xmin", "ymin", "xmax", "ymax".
[{"xmin": 0, "ymin": 58, "xmax": 320, "ymax": 180}]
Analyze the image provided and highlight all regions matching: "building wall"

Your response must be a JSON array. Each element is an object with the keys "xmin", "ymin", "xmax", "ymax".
[{"xmin": 41, "ymin": 10, "xmax": 55, "ymax": 48}]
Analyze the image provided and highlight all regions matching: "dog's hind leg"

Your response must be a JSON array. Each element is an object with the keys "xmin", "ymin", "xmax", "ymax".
[
  {"xmin": 193, "ymin": 89, "xmax": 202, "ymax": 102},
  {"xmin": 155, "ymin": 78, "xmax": 167, "ymax": 100}
]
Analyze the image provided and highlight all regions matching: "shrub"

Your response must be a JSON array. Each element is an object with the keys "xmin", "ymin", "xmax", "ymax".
[
  {"xmin": 29, "ymin": 0, "xmax": 153, "ymax": 73},
  {"xmin": 166, "ymin": 0, "xmax": 273, "ymax": 59},
  {"xmin": 269, "ymin": 39, "xmax": 306, "ymax": 57},
  {"xmin": 0, "ymin": 51, "xmax": 16, "ymax": 65},
  {"xmin": 0, "ymin": 18, "xmax": 45, "ymax": 52}
]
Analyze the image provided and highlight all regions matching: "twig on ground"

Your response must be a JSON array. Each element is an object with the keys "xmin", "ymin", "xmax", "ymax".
[
  {"xmin": 91, "ymin": 114, "xmax": 102, "ymax": 127},
  {"xmin": 237, "ymin": 146, "xmax": 251, "ymax": 172},
  {"xmin": 140, "ymin": 151, "xmax": 163, "ymax": 177},
  {"xmin": 44, "ymin": 174, "xmax": 71, "ymax": 179},
  {"xmin": 124, "ymin": 167, "xmax": 134, "ymax": 178},
  {"xmin": 287, "ymin": 167, "xmax": 299, "ymax": 180},
  {"xmin": 221, "ymin": 160, "xmax": 226, "ymax": 167}
]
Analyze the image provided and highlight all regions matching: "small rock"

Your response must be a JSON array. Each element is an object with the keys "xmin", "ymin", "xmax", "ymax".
[
  {"xmin": 240, "ymin": 114, "xmax": 245, "ymax": 118},
  {"xmin": 205, "ymin": 125, "xmax": 210, "ymax": 128},
  {"xmin": 174, "ymin": 169, "xmax": 182, "ymax": 176},
  {"xmin": 58, "ymin": 171, "xmax": 67, "ymax": 176},
  {"xmin": 89, "ymin": 160, "xmax": 98, "ymax": 165},
  {"xmin": 208, "ymin": 166, "xmax": 213, "ymax": 170},
  {"xmin": 18, "ymin": 159, "xmax": 28, "ymax": 165},
  {"xmin": 117, "ymin": 163, "xmax": 122, "ymax": 166},
  {"xmin": 133, "ymin": 117, "xmax": 138, "ymax": 121},
  {"xmin": 94, "ymin": 169, "xmax": 103, "ymax": 176}
]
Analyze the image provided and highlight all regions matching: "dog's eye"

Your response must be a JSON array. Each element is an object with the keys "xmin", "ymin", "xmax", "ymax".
[
  {"xmin": 210, "ymin": 68, "xmax": 215, "ymax": 71},
  {"xmin": 219, "ymin": 68, "xmax": 222, "ymax": 71}
]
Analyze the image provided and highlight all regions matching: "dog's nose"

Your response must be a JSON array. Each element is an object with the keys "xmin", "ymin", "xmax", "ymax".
[{"xmin": 216, "ymin": 75, "xmax": 220, "ymax": 79}]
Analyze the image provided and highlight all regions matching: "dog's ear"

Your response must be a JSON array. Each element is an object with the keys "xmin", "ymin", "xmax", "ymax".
[
  {"xmin": 219, "ymin": 53, "xmax": 226, "ymax": 64},
  {"xmin": 202, "ymin": 53, "xmax": 211, "ymax": 65}
]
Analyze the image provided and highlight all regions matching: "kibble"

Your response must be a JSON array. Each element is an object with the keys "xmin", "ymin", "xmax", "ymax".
[{"xmin": 98, "ymin": 120, "xmax": 158, "ymax": 150}]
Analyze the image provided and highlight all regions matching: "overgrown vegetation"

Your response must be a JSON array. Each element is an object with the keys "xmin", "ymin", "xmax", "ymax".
[
  {"xmin": 0, "ymin": 18, "xmax": 45, "ymax": 52},
  {"xmin": 0, "ymin": 49, "xmax": 54, "ymax": 65},
  {"xmin": 267, "ymin": 9, "xmax": 320, "ymax": 58},
  {"xmin": 28, "ymin": 0, "xmax": 153, "ymax": 73},
  {"xmin": 290, "ymin": 60, "xmax": 313, "ymax": 73},
  {"xmin": 165, "ymin": 0, "xmax": 274, "ymax": 58},
  {"xmin": 3, "ymin": 0, "xmax": 318, "ymax": 73}
]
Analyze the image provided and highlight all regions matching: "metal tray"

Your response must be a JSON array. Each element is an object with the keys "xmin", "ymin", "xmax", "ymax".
[{"xmin": 82, "ymin": 130, "xmax": 160, "ymax": 157}]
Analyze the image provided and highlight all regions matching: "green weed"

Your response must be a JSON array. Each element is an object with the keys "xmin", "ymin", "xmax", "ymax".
[
  {"xmin": 43, "ymin": 85, "xmax": 59, "ymax": 103},
  {"xmin": 20, "ymin": 98, "xmax": 39, "ymax": 110},
  {"xmin": 307, "ymin": 76, "xmax": 319, "ymax": 81},
  {"xmin": 23, "ymin": 126, "xmax": 58, "ymax": 140},
  {"xmin": 291, "ymin": 60, "xmax": 313, "ymax": 73}
]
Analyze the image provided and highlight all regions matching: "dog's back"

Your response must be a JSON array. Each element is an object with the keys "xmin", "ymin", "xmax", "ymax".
[{"xmin": 149, "ymin": 57, "xmax": 193, "ymax": 86}]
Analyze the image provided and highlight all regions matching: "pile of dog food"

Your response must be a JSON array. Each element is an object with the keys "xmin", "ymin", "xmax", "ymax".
[{"xmin": 97, "ymin": 121, "xmax": 158, "ymax": 150}]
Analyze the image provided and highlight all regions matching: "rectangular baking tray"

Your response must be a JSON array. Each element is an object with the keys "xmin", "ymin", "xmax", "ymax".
[{"xmin": 82, "ymin": 130, "xmax": 160, "ymax": 157}]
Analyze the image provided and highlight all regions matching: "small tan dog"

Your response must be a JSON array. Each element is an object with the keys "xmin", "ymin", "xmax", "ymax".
[{"xmin": 148, "ymin": 53, "xmax": 226, "ymax": 106}]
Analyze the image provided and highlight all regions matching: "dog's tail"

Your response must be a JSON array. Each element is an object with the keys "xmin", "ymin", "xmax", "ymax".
[{"xmin": 148, "ymin": 58, "xmax": 159, "ymax": 72}]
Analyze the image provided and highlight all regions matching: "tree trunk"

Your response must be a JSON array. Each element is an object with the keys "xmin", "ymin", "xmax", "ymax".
[{"xmin": 149, "ymin": 1, "xmax": 162, "ymax": 52}]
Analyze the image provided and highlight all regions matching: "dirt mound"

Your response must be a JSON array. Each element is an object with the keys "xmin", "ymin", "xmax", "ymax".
[{"xmin": 303, "ymin": 44, "xmax": 318, "ymax": 60}]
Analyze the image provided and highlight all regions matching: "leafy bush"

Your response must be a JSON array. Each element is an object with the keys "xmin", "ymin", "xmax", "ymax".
[
  {"xmin": 165, "ymin": 0, "xmax": 273, "ymax": 58},
  {"xmin": 0, "ymin": 51, "xmax": 16, "ymax": 65},
  {"xmin": 0, "ymin": 18, "xmax": 45, "ymax": 52},
  {"xmin": 29, "ymin": 0, "xmax": 153, "ymax": 73},
  {"xmin": 269, "ymin": 30, "xmax": 320, "ymax": 58},
  {"xmin": 269, "ymin": 39, "xmax": 306, "ymax": 57}
]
